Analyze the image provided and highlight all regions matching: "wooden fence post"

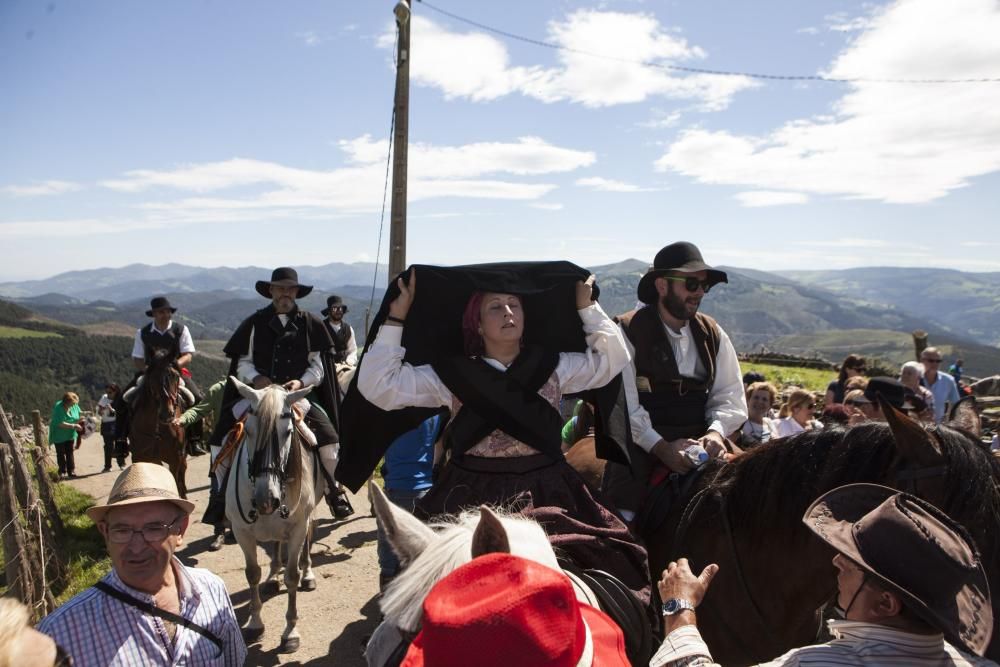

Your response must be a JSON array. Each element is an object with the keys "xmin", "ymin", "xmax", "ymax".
[
  {"xmin": 30, "ymin": 410, "xmax": 65, "ymax": 544},
  {"xmin": 0, "ymin": 450, "xmax": 39, "ymax": 617}
]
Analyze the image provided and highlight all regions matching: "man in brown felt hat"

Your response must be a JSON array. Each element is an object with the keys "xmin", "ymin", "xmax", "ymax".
[
  {"xmin": 602, "ymin": 241, "xmax": 747, "ymax": 524},
  {"xmin": 649, "ymin": 483, "xmax": 997, "ymax": 665},
  {"xmin": 38, "ymin": 463, "xmax": 246, "ymax": 665},
  {"xmin": 204, "ymin": 267, "xmax": 354, "ymax": 532}
]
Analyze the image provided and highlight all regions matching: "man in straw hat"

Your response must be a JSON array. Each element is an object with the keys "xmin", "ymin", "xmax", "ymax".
[
  {"xmin": 397, "ymin": 552, "xmax": 630, "ymax": 666},
  {"xmin": 649, "ymin": 483, "xmax": 996, "ymax": 665},
  {"xmin": 38, "ymin": 463, "xmax": 246, "ymax": 666},
  {"xmin": 204, "ymin": 267, "xmax": 354, "ymax": 527},
  {"xmin": 602, "ymin": 241, "xmax": 747, "ymax": 524}
]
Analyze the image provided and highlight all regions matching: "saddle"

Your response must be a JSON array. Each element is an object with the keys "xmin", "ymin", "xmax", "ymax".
[
  {"xmin": 123, "ymin": 375, "xmax": 196, "ymax": 410},
  {"xmin": 559, "ymin": 561, "xmax": 658, "ymax": 666}
]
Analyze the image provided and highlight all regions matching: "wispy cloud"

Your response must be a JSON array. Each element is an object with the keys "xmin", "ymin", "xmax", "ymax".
[
  {"xmin": 575, "ymin": 176, "xmax": 653, "ymax": 192},
  {"xmin": 296, "ymin": 30, "xmax": 322, "ymax": 47},
  {"xmin": 734, "ymin": 191, "xmax": 809, "ymax": 207},
  {"xmin": 530, "ymin": 202, "xmax": 564, "ymax": 210},
  {"xmin": 656, "ymin": 0, "xmax": 1000, "ymax": 204},
  {"xmin": 824, "ymin": 11, "xmax": 875, "ymax": 33},
  {"xmin": 2, "ymin": 180, "xmax": 82, "ymax": 197},
  {"xmin": 379, "ymin": 11, "xmax": 757, "ymax": 110}
]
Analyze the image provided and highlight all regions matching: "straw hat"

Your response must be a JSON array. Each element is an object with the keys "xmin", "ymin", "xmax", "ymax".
[
  {"xmin": 86, "ymin": 463, "xmax": 195, "ymax": 522},
  {"xmin": 803, "ymin": 483, "xmax": 993, "ymax": 656}
]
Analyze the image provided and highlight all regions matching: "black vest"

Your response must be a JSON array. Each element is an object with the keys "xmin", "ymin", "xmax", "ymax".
[
  {"xmin": 325, "ymin": 320, "xmax": 353, "ymax": 363},
  {"xmin": 251, "ymin": 310, "xmax": 312, "ymax": 384},
  {"xmin": 140, "ymin": 322, "xmax": 184, "ymax": 366},
  {"xmin": 621, "ymin": 307, "xmax": 721, "ymax": 440}
]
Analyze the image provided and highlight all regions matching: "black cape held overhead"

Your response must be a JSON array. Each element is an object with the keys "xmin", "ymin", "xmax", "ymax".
[{"xmin": 334, "ymin": 261, "xmax": 632, "ymax": 493}]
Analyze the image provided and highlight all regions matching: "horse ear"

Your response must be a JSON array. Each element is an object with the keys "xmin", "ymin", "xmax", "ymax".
[
  {"xmin": 369, "ymin": 480, "xmax": 435, "ymax": 566},
  {"xmin": 883, "ymin": 396, "xmax": 943, "ymax": 466},
  {"xmin": 285, "ymin": 385, "xmax": 311, "ymax": 406},
  {"xmin": 231, "ymin": 376, "xmax": 261, "ymax": 404},
  {"xmin": 471, "ymin": 506, "xmax": 510, "ymax": 558},
  {"xmin": 948, "ymin": 396, "xmax": 981, "ymax": 437}
]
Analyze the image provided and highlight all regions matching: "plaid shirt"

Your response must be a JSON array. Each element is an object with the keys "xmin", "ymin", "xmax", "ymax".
[
  {"xmin": 39, "ymin": 558, "xmax": 246, "ymax": 666},
  {"xmin": 650, "ymin": 620, "xmax": 997, "ymax": 666}
]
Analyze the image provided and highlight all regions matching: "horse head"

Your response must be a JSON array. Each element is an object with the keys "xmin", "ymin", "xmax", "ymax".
[
  {"xmin": 370, "ymin": 481, "xmax": 559, "ymax": 634},
  {"xmin": 142, "ymin": 349, "xmax": 181, "ymax": 421},
  {"xmin": 232, "ymin": 376, "xmax": 311, "ymax": 518}
]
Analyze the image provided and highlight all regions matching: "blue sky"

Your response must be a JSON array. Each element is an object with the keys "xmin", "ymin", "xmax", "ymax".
[{"xmin": 2, "ymin": 0, "xmax": 999, "ymax": 281}]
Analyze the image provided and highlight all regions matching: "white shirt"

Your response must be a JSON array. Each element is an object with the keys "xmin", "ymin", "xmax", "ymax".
[
  {"xmin": 649, "ymin": 620, "xmax": 997, "ymax": 666},
  {"xmin": 235, "ymin": 316, "xmax": 324, "ymax": 388},
  {"xmin": 326, "ymin": 320, "xmax": 359, "ymax": 366},
  {"xmin": 622, "ymin": 316, "xmax": 747, "ymax": 452},
  {"xmin": 358, "ymin": 303, "xmax": 629, "ymax": 411},
  {"xmin": 131, "ymin": 320, "xmax": 195, "ymax": 360},
  {"xmin": 97, "ymin": 394, "xmax": 116, "ymax": 424}
]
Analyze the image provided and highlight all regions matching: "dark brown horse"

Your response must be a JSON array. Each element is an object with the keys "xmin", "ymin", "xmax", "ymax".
[
  {"xmin": 129, "ymin": 351, "xmax": 187, "ymax": 497},
  {"xmin": 634, "ymin": 400, "xmax": 1000, "ymax": 665}
]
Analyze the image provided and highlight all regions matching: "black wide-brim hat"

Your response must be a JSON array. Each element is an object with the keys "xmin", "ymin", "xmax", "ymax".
[
  {"xmin": 803, "ymin": 483, "xmax": 993, "ymax": 656},
  {"xmin": 637, "ymin": 241, "xmax": 728, "ymax": 305},
  {"xmin": 854, "ymin": 376, "xmax": 915, "ymax": 411},
  {"xmin": 255, "ymin": 267, "xmax": 313, "ymax": 299},
  {"xmin": 321, "ymin": 294, "xmax": 348, "ymax": 317},
  {"xmin": 145, "ymin": 296, "xmax": 177, "ymax": 317}
]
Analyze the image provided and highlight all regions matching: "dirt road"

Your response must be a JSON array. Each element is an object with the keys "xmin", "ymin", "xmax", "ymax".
[{"xmin": 63, "ymin": 432, "xmax": 381, "ymax": 666}]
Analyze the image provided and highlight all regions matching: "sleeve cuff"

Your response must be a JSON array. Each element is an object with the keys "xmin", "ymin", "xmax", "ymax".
[
  {"xmin": 636, "ymin": 429, "xmax": 662, "ymax": 453},
  {"xmin": 376, "ymin": 325, "xmax": 404, "ymax": 346}
]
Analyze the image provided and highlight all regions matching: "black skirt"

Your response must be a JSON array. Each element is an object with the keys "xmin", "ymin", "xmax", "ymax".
[{"xmin": 415, "ymin": 453, "xmax": 651, "ymax": 606}]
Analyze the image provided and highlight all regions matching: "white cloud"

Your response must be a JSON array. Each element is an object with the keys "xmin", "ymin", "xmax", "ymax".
[
  {"xmin": 297, "ymin": 30, "xmax": 322, "ymax": 47},
  {"xmin": 530, "ymin": 202, "xmax": 564, "ymax": 210},
  {"xmin": 825, "ymin": 11, "xmax": 874, "ymax": 32},
  {"xmin": 576, "ymin": 176, "xmax": 651, "ymax": 192},
  {"xmin": 99, "ymin": 135, "xmax": 592, "ymax": 219},
  {"xmin": 381, "ymin": 12, "xmax": 756, "ymax": 109},
  {"xmin": 656, "ymin": 0, "xmax": 1000, "ymax": 204},
  {"xmin": 734, "ymin": 191, "xmax": 809, "ymax": 207},
  {"xmin": 2, "ymin": 180, "xmax": 82, "ymax": 197},
  {"xmin": 638, "ymin": 109, "xmax": 683, "ymax": 129},
  {"xmin": 796, "ymin": 26, "xmax": 820, "ymax": 36}
]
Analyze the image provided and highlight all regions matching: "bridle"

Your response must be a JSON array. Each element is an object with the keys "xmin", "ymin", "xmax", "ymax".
[
  {"xmin": 235, "ymin": 405, "xmax": 296, "ymax": 524},
  {"xmin": 894, "ymin": 429, "xmax": 950, "ymax": 494}
]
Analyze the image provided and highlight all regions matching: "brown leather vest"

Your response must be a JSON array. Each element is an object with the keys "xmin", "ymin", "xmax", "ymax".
[{"xmin": 620, "ymin": 306, "xmax": 721, "ymax": 440}]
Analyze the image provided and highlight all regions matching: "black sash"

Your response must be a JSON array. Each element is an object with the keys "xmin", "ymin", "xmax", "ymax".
[
  {"xmin": 432, "ymin": 345, "xmax": 562, "ymax": 459},
  {"xmin": 94, "ymin": 581, "xmax": 224, "ymax": 657}
]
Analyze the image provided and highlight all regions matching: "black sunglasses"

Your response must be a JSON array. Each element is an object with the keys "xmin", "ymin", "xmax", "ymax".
[{"xmin": 664, "ymin": 276, "xmax": 713, "ymax": 293}]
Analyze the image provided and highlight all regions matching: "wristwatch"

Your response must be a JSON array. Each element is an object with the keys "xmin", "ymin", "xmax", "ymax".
[{"xmin": 661, "ymin": 598, "xmax": 697, "ymax": 616}]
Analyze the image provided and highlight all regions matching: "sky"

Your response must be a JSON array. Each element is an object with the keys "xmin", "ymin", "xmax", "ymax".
[{"xmin": 2, "ymin": 0, "xmax": 999, "ymax": 282}]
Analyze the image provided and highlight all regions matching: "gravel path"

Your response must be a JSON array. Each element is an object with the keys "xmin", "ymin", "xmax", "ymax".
[{"xmin": 63, "ymin": 432, "xmax": 380, "ymax": 666}]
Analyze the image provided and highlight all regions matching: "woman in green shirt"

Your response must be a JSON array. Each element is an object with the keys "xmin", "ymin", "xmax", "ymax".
[{"xmin": 49, "ymin": 392, "xmax": 82, "ymax": 478}]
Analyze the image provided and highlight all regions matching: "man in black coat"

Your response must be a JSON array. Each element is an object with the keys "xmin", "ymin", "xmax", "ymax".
[{"xmin": 203, "ymin": 268, "xmax": 353, "ymax": 536}]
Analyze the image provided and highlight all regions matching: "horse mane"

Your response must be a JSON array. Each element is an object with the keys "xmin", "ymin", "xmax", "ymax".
[
  {"xmin": 380, "ymin": 507, "xmax": 557, "ymax": 633},
  {"xmin": 248, "ymin": 388, "xmax": 300, "ymax": 488},
  {"xmin": 716, "ymin": 422, "xmax": 1000, "ymax": 555}
]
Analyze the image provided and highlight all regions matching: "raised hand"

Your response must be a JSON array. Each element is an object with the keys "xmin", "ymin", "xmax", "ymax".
[
  {"xmin": 388, "ymin": 268, "xmax": 416, "ymax": 323},
  {"xmin": 575, "ymin": 274, "xmax": 596, "ymax": 310}
]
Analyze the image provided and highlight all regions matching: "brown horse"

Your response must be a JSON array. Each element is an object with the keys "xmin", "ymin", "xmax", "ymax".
[
  {"xmin": 128, "ymin": 351, "xmax": 187, "ymax": 498},
  {"xmin": 628, "ymin": 399, "xmax": 1000, "ymax": 665}
]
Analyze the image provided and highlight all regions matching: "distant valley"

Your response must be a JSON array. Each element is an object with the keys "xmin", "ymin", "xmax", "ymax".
[{"xmin": 2, "ymin": 259, "xmax": 999, "ymax": 416}]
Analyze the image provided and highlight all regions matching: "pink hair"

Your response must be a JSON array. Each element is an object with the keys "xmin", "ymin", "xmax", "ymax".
[{"xmin": 462, "ymin": 292, "xmax": 485, "ymax": 356}]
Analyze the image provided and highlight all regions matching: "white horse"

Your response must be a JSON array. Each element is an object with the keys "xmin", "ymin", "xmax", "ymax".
[
  {"xmin": 226, "ymin": 377, "xmax": 325, "ymax": 653},
  {"xmin": 365, "ymin": 482, "xmax": 607, "ymax": 666}
]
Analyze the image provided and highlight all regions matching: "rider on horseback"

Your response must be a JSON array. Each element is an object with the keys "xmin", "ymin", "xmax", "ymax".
[
  {"xmin": 129, "ymin": 296, "xmax": 202, "ymax": 402},
  {"xmin": 321, "ymin": 294, "xmax": 358, "ymax": 366},
  {"xmin": 205, "ymin": 267, "xmax": 354, "ymax": 526}
]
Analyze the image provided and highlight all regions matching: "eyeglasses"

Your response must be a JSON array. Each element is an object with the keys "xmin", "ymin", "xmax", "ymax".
[
  {"xmin": 923, "ymin": 357, "xmax": 942, "ymax": 363},
  {"xmin": 329, "ymin": 306, "xmax": 345, "ymax": 311},
  {"xmin": 664, "ymin": 276, "xmax": 713, "ymax": 293},
  {"xmin": 106, "ymin": 514, "xmax": 185, "ymax": 544}
]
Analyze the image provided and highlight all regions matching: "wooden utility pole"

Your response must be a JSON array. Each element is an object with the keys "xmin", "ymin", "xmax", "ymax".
[{"xmin": 388, "ymin": 0, "xmax": 411, "ymax": 284}]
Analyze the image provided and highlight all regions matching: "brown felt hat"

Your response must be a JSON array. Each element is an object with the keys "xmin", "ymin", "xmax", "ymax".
[
  {"xmin": 637, "ymin": 241, "xmax": 727, "ymax": 305},
  {"xmin": 804, "ymin": 483, "xmax": 992, "ymax": 656},
  {"xmin": 86, "ymin": 462, "xmax": 195, "ymax": 522},
  {"xmin": 255, "ymin": 267, "xmax": 313, "ymax": 299}
]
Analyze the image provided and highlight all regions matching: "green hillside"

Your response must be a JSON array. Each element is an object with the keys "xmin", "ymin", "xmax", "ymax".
[{"xmin": 0, "ymin": 335, "xmax": 228, "ymax": 418}]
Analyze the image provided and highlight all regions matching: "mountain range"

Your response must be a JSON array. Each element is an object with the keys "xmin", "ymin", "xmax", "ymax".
[{"xmin": 3, "ymin": 260, "xmax": 999, "ymax": 377}]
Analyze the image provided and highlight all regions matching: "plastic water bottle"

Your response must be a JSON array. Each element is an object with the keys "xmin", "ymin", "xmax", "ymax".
[{"xmin": 683, "ymin": 444, "xmax": 709, "ymax": 467}]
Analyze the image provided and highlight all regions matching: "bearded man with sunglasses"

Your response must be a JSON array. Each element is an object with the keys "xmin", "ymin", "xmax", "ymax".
[
  {"xmin": 602, "ymin": 242, "xmax": 746, "ymax": 524},
  {"xmin": 38, "ymin": 463, "xmax": 246, "ymax": 666}
]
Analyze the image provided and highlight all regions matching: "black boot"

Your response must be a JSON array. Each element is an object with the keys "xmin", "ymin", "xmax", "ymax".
[{"xmin": 327, "ymin": 487, "xmax": 355, "ymax": 520}]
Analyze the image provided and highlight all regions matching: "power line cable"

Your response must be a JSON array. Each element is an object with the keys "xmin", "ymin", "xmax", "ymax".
[
  {"xmin": 416, "ymin": 0, "xmax": 1000, "ymax": 84},
  {"xmin": 369, "ymin": 30, "xmax": 398, "ymax": 316}
]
